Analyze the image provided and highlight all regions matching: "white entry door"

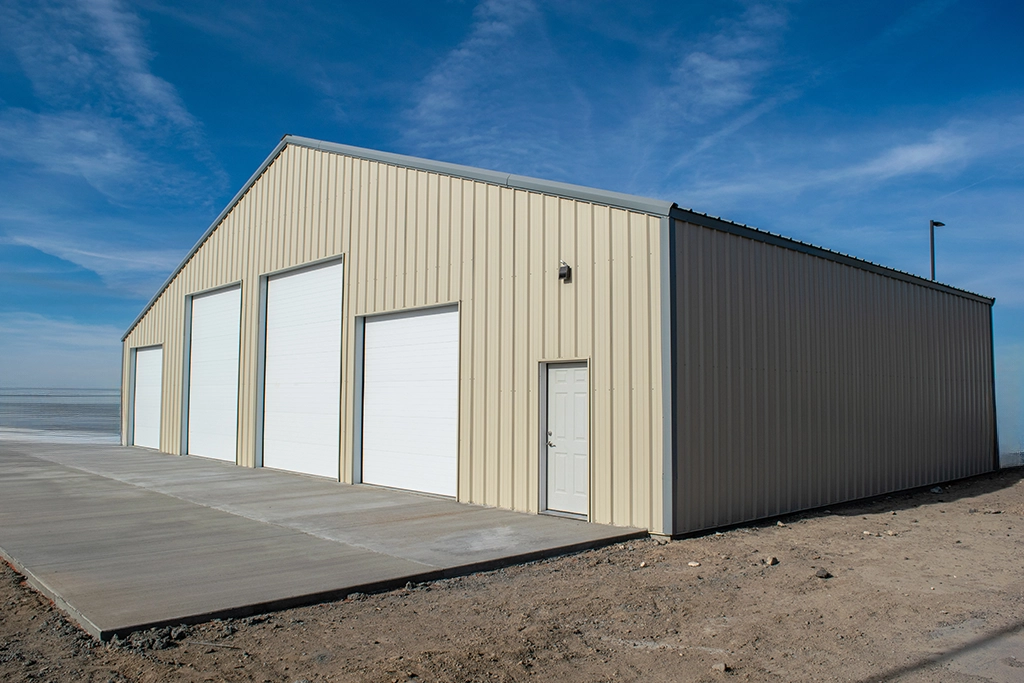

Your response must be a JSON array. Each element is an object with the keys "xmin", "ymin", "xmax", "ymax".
[
  {"xmin": 132, "ymin": 346, "xmax": 163, "ymax": 449},
  {"xmin": 361, "ymin": 306, "xmax": 459, "ymax": 497},
  {"xmin": 262, "ymin": 262, "xmax": 343, "ymax": 478},
  {"xmin": 187, "ymin": 286, "xmax": 241, "ymax": 462},
  {"xmin": 546, "ymin": 363, "xmax": 589, "ymax": 515}
]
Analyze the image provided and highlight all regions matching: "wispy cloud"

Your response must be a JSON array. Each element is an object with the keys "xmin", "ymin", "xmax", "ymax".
[
  {"xmin": 633, "ymin": 2, "xmax": 792, "ymax": 175},
  {"xmin": 13, "ymin": 235, "xmax": 180, "ymax": 296},
  {"xmin": 400, "ymin": 0, "xmax": 795, "ymax": 192},
  {"xmin": 681, "ymin": 114, "xmax": 1024, "ymax": 205},
  {"xmin": 0, "ymin": 217, "xmax": 185, "ymax": 296},
  {"xmin": 667, "ymin": 0, "xmax": 962, "ymax": 168},
  {"xmin": 78, "ymin": 0, "xmax": 198, "ymax": 134},
  {"xmin": 844, "ymin": 131, "xmax": 970, "ymax": 181},
  {"xmin": 138, "ymin": 0, "xmax": 404, "ymax": 129},
  {"xmin": 950, "ymin": 249, "xmax": 1024, "ymax": 308},
  {"xmin": 0, "ymin": 312, "xmax": 123, "ymax": 388},
  {"xmin": 0, "ymin": 0, "xmax": 222, "ymax": 203},
  {"xmin": 0, "ymin": 109, "xmax": 214, "ymax": 205},
  {"xmin": 1, "ymin": 0, "xmax": 202, "ymax": 140},
  {"xmin": 0, "ymin": 312, "xmax": 122, "ymax": 351},
  {"xmin": 660, "ymin": 3, "xmax": 788, "ymax": 123},
  {"xmin": 411, "ymin": 0, "xmax": 542, "ymax": 130},
  {"xmin": 401, "ymin": 0, "xmax": 598, "ymax": 179},
  {"xmin": 0, "ymin": 0, "xmax": 221, "ymax": 300}
]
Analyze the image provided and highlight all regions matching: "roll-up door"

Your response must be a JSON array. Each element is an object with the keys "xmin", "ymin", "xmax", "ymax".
[
  {"xmin": 187, "ymin": 286, "xmax": 241, "ymax": 462},
  {"xmin": 361, "ymin": 306, "xmax": 459, "ymax": 497},
  {"xmin": 262, "ymin": 262, "xmax": 343, "ymax": 478},
  {"xmin": 132, "ymin": 346, "xmax": 162, "ymax": 449}
]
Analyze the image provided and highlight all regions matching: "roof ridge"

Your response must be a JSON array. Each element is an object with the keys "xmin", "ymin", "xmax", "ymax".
[{"xmin": 121, "ymin": 135, "xmax": 993, "ymax": 341}]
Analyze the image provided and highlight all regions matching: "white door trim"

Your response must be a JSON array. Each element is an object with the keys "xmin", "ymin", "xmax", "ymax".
[
  {"xmin": 540, "ymin": 360, "xmax": 590, "ymax": 519},
  {"xmin": 259, "ymin": 258, "xmax": 344, "ymax": 479},
  {"xmin": 353, "ymin": 303, "xmax": 463, "ymax": 485},
  {"xmin": 184, "ymin": 285, "xmax": 242, "ymax": 462},
  {"xmin": 131, "ymin": 345, "xmax": 163, "ymax": 450},
  {"xmin": 255, "ymin": 257, "xmax": 345, "ymax": 470},
  {"xmin": 180, "ymin": 281, "xmax": 242, "ymax": 457},
  {"xmin": 358, "ymin": 304, "xmax": 460, "ymax": 497}
]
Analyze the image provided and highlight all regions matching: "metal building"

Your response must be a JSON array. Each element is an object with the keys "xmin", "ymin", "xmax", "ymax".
[{"xmin": 121, "ymin": 136, "xmax": 998, "ymax": 536}]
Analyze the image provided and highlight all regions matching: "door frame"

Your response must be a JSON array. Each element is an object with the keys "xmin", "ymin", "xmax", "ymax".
[
  {"xmin": 539, "ymin": 359, "xmax": 591, "ymax": 520},
  {"xmin": 129, "ymin": 344, "xmax": 163, "ymax": 449},
  {"xmin": 353, "ymin": 302, "xmax": 461, "ymax": 494},
  {"xmin": 180, "ymin": 281, "xmax": 242, "ymax": 459},
  {"xmin": 255, "ymin": 255, "xmax": 345, "ymax": 473}
]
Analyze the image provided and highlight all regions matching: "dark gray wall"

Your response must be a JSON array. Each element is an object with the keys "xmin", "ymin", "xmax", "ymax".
[{"xmin": 670, "ymin": 219, "xmax": 996, "ymax": 535}]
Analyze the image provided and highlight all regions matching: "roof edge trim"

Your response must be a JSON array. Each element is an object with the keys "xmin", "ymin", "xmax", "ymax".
[
  {"xmin": 121, "ymin": 135, "xmax": 674, "ymax": 341},
  {"xmin": 286, "ymin": 136, "xmax": 676, "ymax": 216},
  {"xmin": 121, "ymin": 138, "xmax": 290, "ymax": 341},
  {"xmin": 671, "ymin": 207, "xmax": 995, "ymax": 305}
]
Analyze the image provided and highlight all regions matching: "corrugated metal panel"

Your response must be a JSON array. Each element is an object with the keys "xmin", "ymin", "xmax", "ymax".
[
  {"xmin": 122, "ymin": 144, "xmax": 665, "ymax": 532},
  {"xmin": 671, "ymin": 219, "xmax": 995, "ymax": 535}
]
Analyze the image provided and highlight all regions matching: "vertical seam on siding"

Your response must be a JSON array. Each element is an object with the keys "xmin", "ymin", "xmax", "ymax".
[
  {"xmin": 659, "ymin": 216, "xmax": 675, "ymax": 536},
  {"xmin": 989, "ymin": 305, "xmax": 1000, "ymax": 470}
]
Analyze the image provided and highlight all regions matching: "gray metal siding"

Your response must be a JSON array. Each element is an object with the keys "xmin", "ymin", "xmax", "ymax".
[{"xmin": 671, "ymin": 219, "xmax": 996, "ymax": 534}]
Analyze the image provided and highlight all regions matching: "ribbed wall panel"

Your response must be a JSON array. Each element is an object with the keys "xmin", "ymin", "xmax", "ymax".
[
  {"xmin": 122, "ymin": 144, "xmax": 664, "ymax": 531},
  {"xmin": 671, "ymin": 219, "xmax": 995, "ymax": 534}
]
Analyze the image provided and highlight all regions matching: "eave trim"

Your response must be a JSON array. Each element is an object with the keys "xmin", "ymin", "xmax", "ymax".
[
  {"xmin": 671, "ymin": 207, "xmax": 995, "ymax": 306},
  {"xmin": 121, "ymin": 138, "xmax": 290, "ymax": 341},
  {"xmin": 285, "ymin": 135, "xmax": 676, "ymax": 216}
]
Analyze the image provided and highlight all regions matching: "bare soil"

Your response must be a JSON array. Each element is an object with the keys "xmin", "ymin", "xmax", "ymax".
[{"xmin": 3, "ymin": 468, "xmax": 1024, "ymax": 683}]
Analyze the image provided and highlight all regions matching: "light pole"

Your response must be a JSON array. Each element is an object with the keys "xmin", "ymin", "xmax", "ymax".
[{"xmin": 930, "ymin": 219, "xmax": 945, "ymax": 281}]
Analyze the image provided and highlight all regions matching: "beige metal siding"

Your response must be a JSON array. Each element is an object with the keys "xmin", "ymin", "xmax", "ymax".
[
  {"xmin": 122, "ymin": 144, "xmax": 665, "ymax": 531},
  {"xmin": 671, "ymin": 219, "xmax": 995, "ymax": 534}
]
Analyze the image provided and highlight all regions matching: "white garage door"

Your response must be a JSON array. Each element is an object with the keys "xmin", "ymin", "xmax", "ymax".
[
  {"xmin": 187, "ymin": 286, "xmax": 241, "ymax": 462},
  {"xmin": 132, "ymin": 346, "xmax": 162, "ymax": 449},
  {"xmin": 362, "ymin": 306, "xmax": 459, "ymax": 497},
  {"xmin": 262, "ymin": 262, "xmax": 343, "ymax": 478}
]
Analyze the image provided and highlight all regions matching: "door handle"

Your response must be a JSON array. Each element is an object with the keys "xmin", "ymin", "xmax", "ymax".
[{"xmin": 547, "ymin": 441, "xmax": 556, "ymax": 448}]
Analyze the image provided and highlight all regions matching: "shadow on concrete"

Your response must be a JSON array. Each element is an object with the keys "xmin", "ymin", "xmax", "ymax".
[{"xmin": 857, "ymin": 619, "xmax": 1024, "ymax": 683}]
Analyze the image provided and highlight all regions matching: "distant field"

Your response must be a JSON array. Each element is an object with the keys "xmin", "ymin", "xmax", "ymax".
[
  {"xmin": 0, "ymin": 388, "xmax": 120, "ymax": 444},
  {"xmin": 1003, "ymin": 451, "xmax": 1024, "ymax": 468}
]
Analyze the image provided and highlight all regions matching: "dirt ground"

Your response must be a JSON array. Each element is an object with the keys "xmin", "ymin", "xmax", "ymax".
[{"xmin": 3, "ymin": 468, "xmax": 1024, "ymax": 683}]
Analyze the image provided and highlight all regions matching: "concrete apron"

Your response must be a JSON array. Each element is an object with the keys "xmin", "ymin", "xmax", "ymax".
[{"xmin": 0, "ymin": 442, "xmax": 643, "ymax": 640}]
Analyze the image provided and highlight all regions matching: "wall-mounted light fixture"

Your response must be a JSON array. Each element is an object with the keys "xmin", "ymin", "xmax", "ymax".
[{"xmin": 558, "ymin": 259, "xmax": 572, "ymax": 283}]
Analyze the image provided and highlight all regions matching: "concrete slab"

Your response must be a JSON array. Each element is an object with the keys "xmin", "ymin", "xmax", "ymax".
[{"xmin": 0, "ymin": 442, "xmax": 643, "ymax": 639}]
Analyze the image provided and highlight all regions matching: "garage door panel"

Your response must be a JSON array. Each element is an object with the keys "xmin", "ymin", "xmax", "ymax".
[
  {"xmin": 362, "ymin": 307, "xmax": 458, "ymax": 498},
  {"xmin": 266, "ymin": 339, "xmax": 337, "ymax": 357},
  {"xmin": 265, "ymin": 353, "xmax": 338, "ymax": 375},
  {"xmin": 187, "ymin": 287, "xmax": 241, "ymax": 462},
  {"xmin": 262, "ymin": 262, "xmax": 343, "ymax": 479},
  {"xmin": 264, "ymin": 410, "xmax": 338, "ymax": 435},
  {"xmin": 364, "ymin": 453, "xmax": 455, "ymax": 495},
  {"xmin": 363, "ymin": 417, "xmax": 457, "ymax": 452},
  {"xmin": 362, "ymin": 396, "xmax": 459, "ymax": 420},
  {"xmin": 263, "ymin": 399, "xmax": 339, "ymax": 416},
  {"xmin": 364, "ymin": 354, "xmax": 459, "ymax": 380}
]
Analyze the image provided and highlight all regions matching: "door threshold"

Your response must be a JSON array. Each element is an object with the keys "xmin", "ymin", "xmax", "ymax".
[{"xmin": 542, "ymin": 509, "xmax": 587, "ymax": 522}]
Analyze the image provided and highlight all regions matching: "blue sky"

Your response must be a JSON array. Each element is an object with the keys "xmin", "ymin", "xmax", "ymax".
[{"xmin": 0, "ymin": 0, "xmax": 1021, "ymax": 450}]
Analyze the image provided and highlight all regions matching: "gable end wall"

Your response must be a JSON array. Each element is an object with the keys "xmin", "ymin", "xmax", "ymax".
[{"xmin": 121, "ymin": 144, "xmax": 666, "ymax": 531}]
